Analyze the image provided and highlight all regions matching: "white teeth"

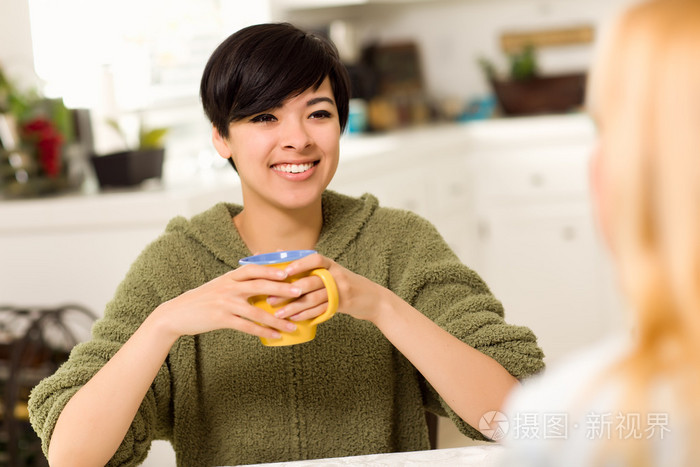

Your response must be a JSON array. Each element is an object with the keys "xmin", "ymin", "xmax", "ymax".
[{"xmin": 272, "ymin": 162, "xmax": 314, "ymax": 174}]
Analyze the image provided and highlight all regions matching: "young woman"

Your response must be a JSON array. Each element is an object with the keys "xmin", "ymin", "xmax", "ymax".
[
  {"xmin": 29, "ymin": 23, "xmax": 544, "ymax": 467},
  {"xmin": 502, "ymin": 1, "xmax": 700, "ymax": 465}
]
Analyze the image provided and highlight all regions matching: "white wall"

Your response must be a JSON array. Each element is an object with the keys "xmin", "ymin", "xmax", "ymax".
[
  {"xmin": 0, "ymin": 0, "xmax": 39, "ymax": 89},
  {"xmin": 285, "ymin": 0, "xmax": 636, "ymax": 101},
  {"xmin": 5, "ymin": 0, "xmax": 639, "ymax": 105}
]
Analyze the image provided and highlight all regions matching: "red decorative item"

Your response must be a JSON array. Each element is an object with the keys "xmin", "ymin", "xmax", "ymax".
[{"xmin": 22, "ymin": 117, "xmax": 64, "ymax": 178}]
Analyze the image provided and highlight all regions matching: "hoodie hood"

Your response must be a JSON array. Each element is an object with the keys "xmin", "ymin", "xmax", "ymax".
[{"xmin": 164, "ymin": 190, "xmax": 379, "ymax": 270}]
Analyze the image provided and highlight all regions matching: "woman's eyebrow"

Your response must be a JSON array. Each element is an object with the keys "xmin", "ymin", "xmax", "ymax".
[{"xmin": 307, "ymin": 96, "xmax": 334, "ymax": 106}]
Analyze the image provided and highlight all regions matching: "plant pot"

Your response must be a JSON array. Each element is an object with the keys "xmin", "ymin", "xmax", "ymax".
[
  {"xmin": 489, "ymin": 72, "xmax": 587, "ymax": 116},
  {"xmin": 91, "ymin": 148, "xmax": 164, "ymax": 188}
]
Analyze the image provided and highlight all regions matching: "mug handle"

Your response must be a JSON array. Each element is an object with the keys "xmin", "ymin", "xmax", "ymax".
[{"xmin": 308, "ymin": 268, "xmax": 339, "ymax": 325}]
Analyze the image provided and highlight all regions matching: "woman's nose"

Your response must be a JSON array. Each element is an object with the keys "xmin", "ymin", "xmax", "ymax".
[{"xmin": 280, "ymin": 118, "xmax": 312, "ymax": 151}]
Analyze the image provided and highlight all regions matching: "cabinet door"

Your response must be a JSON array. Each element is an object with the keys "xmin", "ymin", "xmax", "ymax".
[
  {"xmin": 330, "ymin": 166, "xmax": 430, "ymax": 217},
  {"xmin": 474, "ymin": 144, "xmax": 592, "ymax": 204},
  {"xmin": 476, "ymin": 203, "xmax": 613, "ymax": 363},
  {"xmin": 427, "ymin": 155, "xmax": 477, "ymax": 265}
]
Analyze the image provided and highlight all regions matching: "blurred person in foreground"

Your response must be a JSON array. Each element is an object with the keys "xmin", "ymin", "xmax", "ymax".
[{"xmin": 501, "ymin": 0, "xmax": 700, "ymax": 465}]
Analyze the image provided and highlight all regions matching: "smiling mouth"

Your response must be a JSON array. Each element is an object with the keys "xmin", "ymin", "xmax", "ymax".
[{"xmin": 271, "ymin": 161, "xmax": 319, "ymax": 174}]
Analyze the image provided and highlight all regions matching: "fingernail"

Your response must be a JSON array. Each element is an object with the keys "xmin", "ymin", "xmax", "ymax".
[
  {"xmin": 290, "ymin": 287, "xmax": 302, "ymax": 296},
  {"xmin": 275, "ymin": 270, "xmax": 287, "ymax": 279},
  {"xmin": 270, "ymin": 332, "xmax": 282, "ymax": 339},
  {"xmin": 274, "ymin": 308, "xmax": 286, "ymax": 317},
  {"xmin": 286, "ymin": 322, "xmax": 297, "ymax": 331}
]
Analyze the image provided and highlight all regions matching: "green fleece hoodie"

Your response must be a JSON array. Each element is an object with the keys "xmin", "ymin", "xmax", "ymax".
[{"xmin": 29, "ymin": 190, "xmax": 544, "ymax": 466}]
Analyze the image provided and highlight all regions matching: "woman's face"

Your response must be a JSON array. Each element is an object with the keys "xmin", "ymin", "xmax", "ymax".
[{"xmin": 213, "ymin": 78, "xmax": 340, "ymax": 212}]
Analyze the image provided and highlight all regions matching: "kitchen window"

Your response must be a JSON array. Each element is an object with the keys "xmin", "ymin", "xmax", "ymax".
[
  {"xmin": 27, "ymin": 0, "xmax": 271, "ymax": 110},
  {"xmin": 27, "ymin": 0, "xmax": 271, "ymax": 161}
]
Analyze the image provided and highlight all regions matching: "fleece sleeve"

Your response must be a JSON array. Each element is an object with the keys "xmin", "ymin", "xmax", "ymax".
[
  {"xmin": 27, "ymin": 237, "xmax": 180, "ymax": 466},
  {"xmin": 386, "ymin": 210, "xmax": 546, "ymax": 440}
]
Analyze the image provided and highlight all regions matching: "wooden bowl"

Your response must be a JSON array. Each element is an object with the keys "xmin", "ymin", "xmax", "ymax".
[{"xmin": 490, "ymin": 72, "xmax": 587, "ymax": 116}]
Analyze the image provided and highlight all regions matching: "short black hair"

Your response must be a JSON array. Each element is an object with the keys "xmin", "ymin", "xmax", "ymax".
[{"xmin": 200, "ymin": 22, "xmax": 350, "ymax": 140}]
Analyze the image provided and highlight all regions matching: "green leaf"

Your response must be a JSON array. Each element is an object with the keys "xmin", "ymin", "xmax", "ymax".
[
  {"xmin": 138, "ymin": 127, "xmax": 168, "ymax": 149},
  {"xmin": 477, "ymin": 57, "xmax": 498, "ymax": 81},
  {"xmin": 509, "ymin": 45, "xmax": 538, "ymax": 81},
  {"xmin": 106, "ymin": 118, "xmax": 129, "ymax": 148},
  {"xmin": 48, "ymin": 98, "xmax": 74, "ymax": 142}
]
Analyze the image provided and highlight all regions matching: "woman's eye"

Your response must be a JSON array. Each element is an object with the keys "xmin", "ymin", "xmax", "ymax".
[
  {"xmin": 250, "ymin": 114, "xmax": 277, "ymax": 123},
  {"xmin": 310, "ymin": 110, "xmax": 332, "ymax": 119}
]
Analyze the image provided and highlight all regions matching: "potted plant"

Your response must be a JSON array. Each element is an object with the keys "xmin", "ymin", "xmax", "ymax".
[
  {"xmin": 479, "ymin": 45, "xmax": 586, "ymax": 116},
  {"xmin": 1, "ymin": 65, "xmax": 76, "ymax": 198},
  {"xmin": 90, "ymin": 119, "xmax": 168, "ymax": 188}
]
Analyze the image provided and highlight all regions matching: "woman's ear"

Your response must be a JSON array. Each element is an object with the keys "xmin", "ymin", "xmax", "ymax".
[{"xmin": 212, "ymin": 126, "xmax": 232, "ymax": 160}]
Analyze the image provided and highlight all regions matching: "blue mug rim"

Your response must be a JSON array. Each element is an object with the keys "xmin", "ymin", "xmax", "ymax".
[{"xmin": 239, "ymin": 250, "xmax": 317, "ymax": 266}]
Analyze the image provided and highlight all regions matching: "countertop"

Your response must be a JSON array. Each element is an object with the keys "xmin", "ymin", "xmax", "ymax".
[
  {"xmin": 242, "ymin": 444, "xmax": 505, "ymax": 467},
  {"xmin": 0, "ymin": 114, "xmax": 596, "ymax": 232}
]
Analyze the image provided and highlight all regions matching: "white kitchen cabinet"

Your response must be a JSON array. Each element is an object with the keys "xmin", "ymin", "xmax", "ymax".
[
  {"xmin": 476, "ymin": 202, "xmax": 612, "ymax": 362},
  {"xmin": 333, "ymin": 164, "xmax": 430, "ymax": 217},
  {"xmin": 467, "ymin": 117, "xmax": 623, "ymax": 363},
  {"xmin": 0, "ymin": 178, "xmax": 242, "ymax": 316},
  {"xmin": 425, "ymin": 154, "xmax": 477, "ymax": 265}
]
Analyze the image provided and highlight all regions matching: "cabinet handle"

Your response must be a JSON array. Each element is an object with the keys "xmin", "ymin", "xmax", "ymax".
[
  {"xmin": 404, "ymin": 199, "xmax": 419, "ymax": 211},
  {"xmin": 477, "ymin": 221, "xmax": 491, "ymax": 240},
  {"xmin": 562, "ymin": 226, "xmax": 576, "ymax": 241},
  {"xmin": 530, "ymin": 173, "xmax": 545, "ymax": 187},
  {"xmin": 448, "ymin": 183, "xmax": 463, "ymax": 197}
]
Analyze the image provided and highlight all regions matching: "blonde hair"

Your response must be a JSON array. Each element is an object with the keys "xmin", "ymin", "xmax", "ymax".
[{"xmin": 587, "ymin": 0, "xmax": 700, "ymax": 464}]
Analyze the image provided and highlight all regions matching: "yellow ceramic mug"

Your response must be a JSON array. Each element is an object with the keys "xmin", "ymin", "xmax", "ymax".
[{"xmin": 239, "ymin": 250, "xmax": 338, "ymax": 346}]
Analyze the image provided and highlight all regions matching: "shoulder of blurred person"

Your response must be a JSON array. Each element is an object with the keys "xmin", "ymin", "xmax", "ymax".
[{"xmin": 499, "ymin": 334, "xmax": 687, "ymax": 467}]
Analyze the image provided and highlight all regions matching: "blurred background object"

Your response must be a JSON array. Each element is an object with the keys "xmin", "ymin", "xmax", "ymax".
[
  {"xmin": 0, "ymin": 64, "xmax": 89, "ymax": 199},
  {"xmin": 90, "ymin": 117, "xmax": 168, "ymax": 188},
  {"xmin": 489, "ymin": 72, "xmax": 586, "ymax": 116},
  {"xmin": 478, "ymin": 25, "xmax": 593, "ymax": 115},
  {"xmin": 0, "ymin": 304, "xmax": 97, "ymax": 467}
]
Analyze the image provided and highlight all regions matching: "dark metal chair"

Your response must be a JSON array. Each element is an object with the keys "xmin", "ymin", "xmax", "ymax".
[{"xmin": 0, "ymin": 304, "xmax": 96, "ymax": 466}]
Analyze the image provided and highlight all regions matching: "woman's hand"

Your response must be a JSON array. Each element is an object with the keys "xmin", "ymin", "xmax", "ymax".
[
  {"xmin": 268, "ymin": 253, "xmax": 390, "ymax": 323},
  {"xmin": 151, "ymin": 264, "xmax": 306, "ymax": 341}
]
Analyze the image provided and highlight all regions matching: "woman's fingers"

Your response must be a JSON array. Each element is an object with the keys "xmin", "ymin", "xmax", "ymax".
[
  {"xmin": 238, "ymin": 304, "xmax": 299, "ymax": 334},
  {"xmin": 239, "ymin": 278, "xmax": 303, "ymax": 301},
  {"xmin": 228, "ymin": 314, "xmax": 284, "ymax": 340},
  {"xmin": 215, "ymin": 259, "xmax": 337, "ymax": 336},
  {"xmin": 281, "ymin": 253, "xmax": 329, "ymax": 277},
  {"xmin": 231, "ymin": 265, "xmax": 331, "ymax": 302},
  {"xmin": 266, "ymin": 275, "xmax": 324, "ymax": 306},
  {"xmin": 289, "ymin": 302, "xmax": 329, "ymax": 322},
  {"xmin": 229, "ymin": 264, "xmax": 288, "ymax": 281},
  {"xmin": 272, "ymin": 288, "xmax": 328, "ymax": 320}
]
